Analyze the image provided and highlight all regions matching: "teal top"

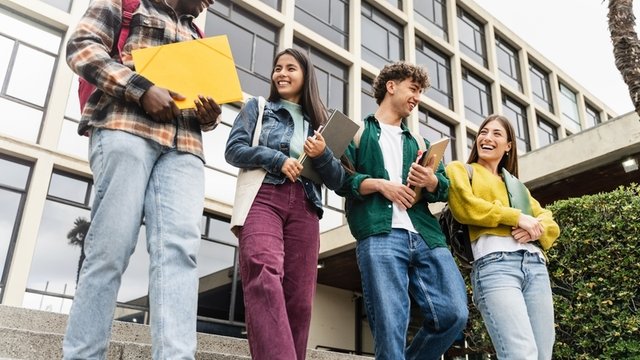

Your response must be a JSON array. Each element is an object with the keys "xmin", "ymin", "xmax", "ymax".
[
  {"xmin": 281, "ymin": 100, "xmax": 307, "ymax": 159},
  {"xmin": 336, "ymin": 115, "xmax": 450, "ymax": 247}
]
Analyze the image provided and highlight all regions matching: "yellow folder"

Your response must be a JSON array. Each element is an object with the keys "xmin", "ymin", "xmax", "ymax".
[{"xmin": 132, "ymin": 35, "xmax": 243, "ymax": 109}]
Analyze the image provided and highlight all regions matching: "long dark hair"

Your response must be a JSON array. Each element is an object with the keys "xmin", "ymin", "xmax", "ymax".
[
  {"xmin": 267, "ymin": 48, "xmax": 327, "ymax": 130},
  {"xmin": 467, "ymin": 114, "xmax": 519, "ymax": 177}
]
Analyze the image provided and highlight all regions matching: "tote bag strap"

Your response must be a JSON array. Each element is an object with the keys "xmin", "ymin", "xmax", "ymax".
[{"xmin": 252, "ymin": 96, "xmax": 265, "ymax": 146}]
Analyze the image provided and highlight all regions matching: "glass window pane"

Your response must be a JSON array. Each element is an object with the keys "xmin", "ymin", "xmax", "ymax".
[
  {"xmin": 206, "ymin": 0, "xmax": 278, "ymax": 97},
  {"xmin": 26, "ymin": 202, "xmax": 91, "ymax": 300},
  {"xmin": 40, "ymin": 0, "xmax": 72, "ymax": 12},
  {"xmin": 0, "ymin": 98, "xmax": 42, "ymax": 142},
  {"xmin": 0, "ymin": 7, "xmax": 62, "ymax": 53},
  {"xmin": 203, "ymin": 122, "xmax": 236, "ymax": 174},
  {"xmin": 0, "ymin": 190, "xmax": 21, "ymax": 282},
  {"xmin": 361, "ymin": 3, "xmax": 404, "ymax": 69},
  {"xmin": 414, "ymin": 0, "xmax": 448, "ymax": 41},
  {"xmin": 205, "ymin": 168, "xmax": 236, "ymax": 204},
  {"xmin": 64, "ymin": 75, "xmax": 82, "ymax": 120},
  {"xmin": 58, "ymin": 119, "xmax": 89, "ymax": 160},
  {"xmin": 0, "ymin": 35, "xmax": 13, "ymax": 88},
  {"xmin": 0, "ymin": 157, "xmax": 30, "ymax": 189},
  {"xmin": 6, "ymin": 44, "xmax": 55, "ymax": 106},
  {"xmin": 206, "ymin": 217, "xmax": 237, "ymax": 246},
  {"xmin": 48, "ymin": 172, "xmax": 89, "ymax": 204},
  {"xmin": 319, "ymin": 207, "xmax": 343, "ymax": 233},
  {"xmin": 295, "ymin": 0, "xmax": 349, "ymax": 48}
]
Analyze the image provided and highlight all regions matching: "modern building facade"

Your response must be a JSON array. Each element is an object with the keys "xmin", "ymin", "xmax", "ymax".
[{"xmin": 1, "ymin": 0, "xmax": 637, "ymax": 355}]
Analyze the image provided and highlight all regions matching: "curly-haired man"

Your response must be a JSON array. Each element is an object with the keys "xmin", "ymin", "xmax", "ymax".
[{"xmin": 338, "ymin": 62, "xmax": 468, "ymax": 359}]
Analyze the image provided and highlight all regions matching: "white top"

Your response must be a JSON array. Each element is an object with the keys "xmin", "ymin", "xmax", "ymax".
[
  {"xmin": 472, "ymin": 234, "xmax": 543, "ymax": 261},
  {"xmin": 378, "ymin": 122, "xmax": 417, "ymax": 233}
]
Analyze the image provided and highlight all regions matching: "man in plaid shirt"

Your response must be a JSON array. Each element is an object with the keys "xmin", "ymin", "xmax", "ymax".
[{"xmin": 63, "ymin": 0, "xmax": 218, "ymax": 359}]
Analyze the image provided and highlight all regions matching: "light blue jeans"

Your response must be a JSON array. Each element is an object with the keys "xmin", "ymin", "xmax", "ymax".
[
  {"xmin": 356, "ymin": 229, "xmax": 468, "ymax": 360},
  {"xmin": 63, "ymin": 129, "xmax": 204, "ymax": 360},
  {"xmin": 471, "ymin": 250, "xmax": 555, "ymax": 360}
]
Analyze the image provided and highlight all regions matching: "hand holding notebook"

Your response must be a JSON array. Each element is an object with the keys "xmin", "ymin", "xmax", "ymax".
[{"xmin": 410, "ymin": 137, "xmax": 450, "ymax": 204}]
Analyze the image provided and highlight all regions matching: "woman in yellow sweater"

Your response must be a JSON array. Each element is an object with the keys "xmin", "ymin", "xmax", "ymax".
[{"xmin": 446, "ymin": 114, "xmax": 559, "ymax": 360}]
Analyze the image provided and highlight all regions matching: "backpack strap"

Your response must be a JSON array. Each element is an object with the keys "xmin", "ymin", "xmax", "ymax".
[{"xmin": 115, "ymin": 0, "xmax": 140, "ymax": 58}]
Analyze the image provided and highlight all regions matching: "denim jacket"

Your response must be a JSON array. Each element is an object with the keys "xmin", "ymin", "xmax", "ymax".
[{"xmin": 225, "ymin": 97, "xmax": 346, "ymax": 218}]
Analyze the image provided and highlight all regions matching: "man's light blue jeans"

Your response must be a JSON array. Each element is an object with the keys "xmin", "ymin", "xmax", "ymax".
[
  {"xmin": 63, "ymin": 129, "xmax": 204, "ymax": 360},
  {"xmin": 471, "ymin": 250, "xmax": 555, "ymax": 360},
  {"xmin": 356, "ymin": 229, "xmax": 468, "ymax": 360}
]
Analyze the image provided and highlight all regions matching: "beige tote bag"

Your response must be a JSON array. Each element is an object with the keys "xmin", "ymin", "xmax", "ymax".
[{"xmin": 230, "ymin": 96, "xmax": 267, "ymax": 237}]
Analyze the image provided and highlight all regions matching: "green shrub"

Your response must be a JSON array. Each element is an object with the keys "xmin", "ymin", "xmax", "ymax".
[{"xmin": 464, "ymin": 183, "xmax": 640, "ymax": 359}]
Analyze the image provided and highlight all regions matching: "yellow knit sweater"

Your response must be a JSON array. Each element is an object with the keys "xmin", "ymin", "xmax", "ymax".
[{"xmin": 445, "ymin": 161, "xmax": 559, "ymax": 250}]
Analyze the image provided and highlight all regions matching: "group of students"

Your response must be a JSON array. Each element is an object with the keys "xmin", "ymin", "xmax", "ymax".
[{"xmin": 62, "ymin": 0, "xmax": 560, "ymax": 359}]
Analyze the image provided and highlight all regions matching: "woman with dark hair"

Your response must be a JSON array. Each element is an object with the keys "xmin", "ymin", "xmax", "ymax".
[
  {"xmin": 225, "ymin": 48, "xmax": 345, "ymax": 360},
  {"xmin": 445, "ymin": 114, "xmax": 560, "ymax": 359}
]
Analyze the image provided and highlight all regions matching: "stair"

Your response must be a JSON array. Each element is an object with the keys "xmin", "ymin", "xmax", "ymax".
[{"xmin": 0, "ymin": 305, "xmax": 370, "ymax": 360}]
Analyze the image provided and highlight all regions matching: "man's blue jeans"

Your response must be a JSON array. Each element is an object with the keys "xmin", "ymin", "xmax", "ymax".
[
  {"xmin": 63, "ymin": 129, "xmax": 204, "ymax": 360},
  {"xmin": 356, "ymin": 229, "xmax": 468, "ymax": 360},
  {"xmin": 471, "ymin": 250, "xmax": 555, "ymax": 360}
]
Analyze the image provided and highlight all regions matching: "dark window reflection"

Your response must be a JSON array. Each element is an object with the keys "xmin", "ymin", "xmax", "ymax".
[
  {"xmin": 361, "ymin": 77, "xmax": 377, "ymax": 119},
  {"xmin": 418, "ymin": 108, "xmax": 456, "ymax": 164},
  {"xmin": 295, "ymin": 0, "xmax": 349, "ymax": 48},
  {"xmin": 361, "ymin": 2, "xmax": 404, "ymax": 69},
  {"xmin": 206, "ymin": 0, "xmax": 279, "ymax": 97},
  {"xmin": 294, "ymin": 42, "xmax": 348, "ymax": 113}
]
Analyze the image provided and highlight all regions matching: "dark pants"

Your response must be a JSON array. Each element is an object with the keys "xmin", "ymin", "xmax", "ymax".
[{"xmin": 239, "ymin": 182, "xmax": 320, "ymax": 360}]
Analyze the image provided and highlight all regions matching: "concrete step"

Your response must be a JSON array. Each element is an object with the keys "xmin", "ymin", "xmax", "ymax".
[{"xmin": 0, "ymin": 305, "xmax": 370, "ymax": 360}]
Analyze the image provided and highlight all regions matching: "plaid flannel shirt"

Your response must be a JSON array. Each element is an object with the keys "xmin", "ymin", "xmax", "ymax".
[{"xmin": 67, "ymin": 0, "xmax": 215, "ymax": 160}]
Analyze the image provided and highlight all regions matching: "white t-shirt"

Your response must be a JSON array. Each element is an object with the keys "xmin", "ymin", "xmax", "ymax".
[
  {"xmin": 378, "ymin": 122, "xmax": 417, "ymax": 233},
  {"xmin": 472, "ymin": 234, "xmax": 543, "ymax": 261}
]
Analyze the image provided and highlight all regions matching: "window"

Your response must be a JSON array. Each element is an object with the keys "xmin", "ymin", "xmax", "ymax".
[
  {"xmin": 384, "ymin": 0, "xmax": 403, "ymax": 10},
  {"xmin": 529, "ymin": 62, "xmax": 553, "ymax": 113},
  {"xmin": 203, "ymin": 104, "xmax": 241, "ymax": 205},
  {"xmin": 457, "ymin": 7, "xmax": 487, "ymax": 67},
  {"xmin": 414, "ymin": 0, "xmax": 448, "ymax": 41},
  {"xmin": 418, "ymin": 108, "xmax": 456, "ymax": 164},
  {"xmin": 559, "ymin": 83, "xmax": 580, "ymax": 132},
  {"xmin": 361, "ymin": 2, "xmax": 404, "ymax": 69},
  {"xmin": 25, "ymin": 171, "xmax": 151, "ymax": 322},
  {"xmin": 294, "ymin": 41, "xmax": 348, "ymax": 113},
  {"xmin": 197, "ymin": 214, "xmax": 246, "ymax": 336},
  {"xmin": 58, "ymin": 75, "xmax": 89, "ymax": 159},
  {"xmin": 496, "ymin": 37, "xmax": 522, "ymax": 92},
  {"xmin": 0, "ymin": 156, "xmax": 31, "ymax": 301},
  {"xmin": 585, "ymin": 103, "xmax": 602, "ymax": 129},
  {"xmin": 537, "ymin": 117, "xmax": 558, "ymax": 148},
  {"xmin": 416, "ymin": 38, "xmax": 453, "ymax": 110},
  {"xmin": 258, "ymin": 0, "xmax": 280, "ymax": 10},
  {"xmin": 206, "ymin": 0, "xmax": 279, "ymax": 97},
  {"xmin": 0, "ymin": 8, "xmax": 62, "ymax": 143},
  {"xmin": 462, "ymin": 69, "xmax": 492, "ymax": 126},
  {"xmin": 502, "ymin": 96, "xmax": 530, "ymax": 152},
  {"xmin": 361, "ymin": 76, "xmax": 377, "ymax": 118},
  {"xmin": 295, "ymin": 0, "xmax": 349, "ymax": 48},
  {"xmin": 466, "ymin": 132, "xmax": 476, "ymax": 155},
  {"xmin": 40, "ymin": 0, "xmax": 72, "ymax": 12}
]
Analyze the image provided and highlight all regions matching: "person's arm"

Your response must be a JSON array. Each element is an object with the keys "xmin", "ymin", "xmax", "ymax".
[
  {"xmin": 224, "ymin": 98, "xmax": 288, "ymax": 174},
  {"xmin": 446, "ymin": 161, "xmax": 521, "ymax": 227},
  {"xmin": 66, "ymin": 0, "xmax": 153, "ymax": 105}
]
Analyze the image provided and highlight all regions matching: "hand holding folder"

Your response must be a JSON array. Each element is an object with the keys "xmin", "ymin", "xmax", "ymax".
[{"xmin": 132, "ymin": 35, "xmax": 243, "ymax": 109}]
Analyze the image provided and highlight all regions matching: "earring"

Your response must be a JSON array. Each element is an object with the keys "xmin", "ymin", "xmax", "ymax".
[{"xmin": 505, "ymin": 152, "xmax": 510, "ymax": 157}]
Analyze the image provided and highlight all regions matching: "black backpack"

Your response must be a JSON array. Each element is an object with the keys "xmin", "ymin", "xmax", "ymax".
[{"xmin": 439, "ymin": 164, "xmax": 474, "ymax": 269}]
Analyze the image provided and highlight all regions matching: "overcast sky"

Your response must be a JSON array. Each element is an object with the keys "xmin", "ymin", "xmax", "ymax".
[{"xmin": 472, "ymin": 0, "xmax": 638, "ymax": 115}]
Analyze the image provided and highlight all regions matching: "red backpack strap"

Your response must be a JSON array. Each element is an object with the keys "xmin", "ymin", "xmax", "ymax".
[{"xmin": 115, "ymin": 0, "xmax": 140, "ymax": 56}]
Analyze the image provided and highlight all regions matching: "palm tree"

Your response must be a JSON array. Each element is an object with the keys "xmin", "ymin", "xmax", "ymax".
[
  {"xmin": 608, "ymin": 0, "xmax": 640, "ymax": 116},
  {"xmin": 67, "ymin": 217, "xmax": 90, "ymax": 285}
]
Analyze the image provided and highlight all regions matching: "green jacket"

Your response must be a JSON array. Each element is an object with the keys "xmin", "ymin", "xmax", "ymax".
[{"xmin": 336, "ymin": 115, "xmax": 449, "ymax": 248}]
